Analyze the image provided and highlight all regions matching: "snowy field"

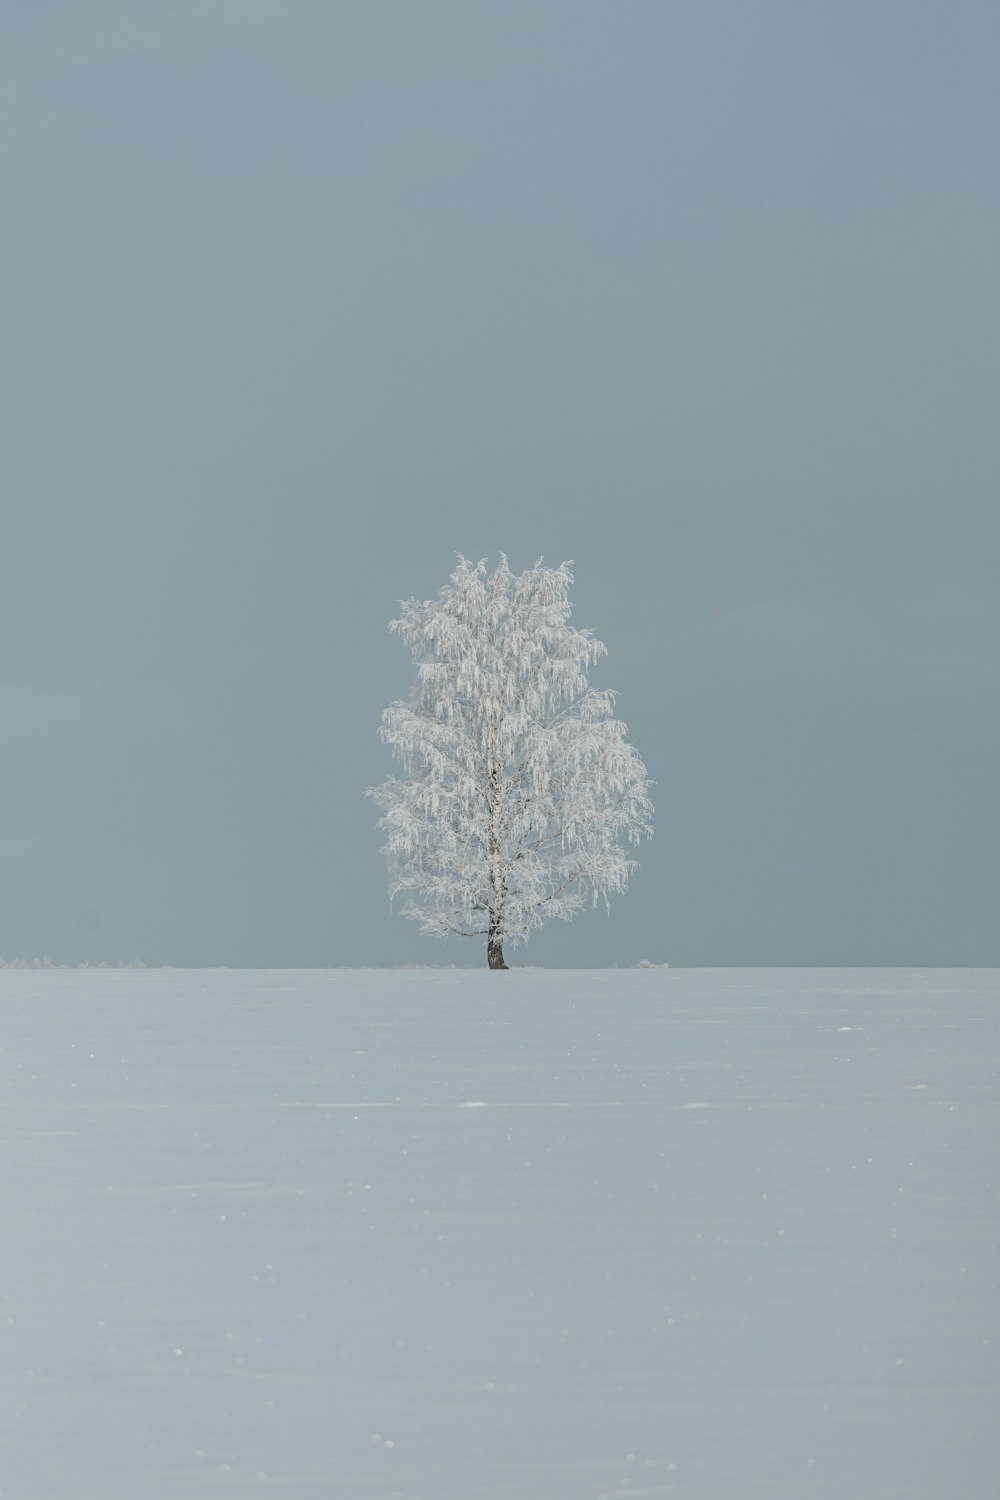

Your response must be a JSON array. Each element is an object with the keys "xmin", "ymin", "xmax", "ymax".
[{"xmin": 1, "ymin": 967, "xmax": 997, "ymax": 1500}]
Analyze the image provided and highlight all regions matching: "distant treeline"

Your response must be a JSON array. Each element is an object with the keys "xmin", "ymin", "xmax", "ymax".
[{"xmin": 0, "ymin": 958, "xmax": 147, "ymax": 969}]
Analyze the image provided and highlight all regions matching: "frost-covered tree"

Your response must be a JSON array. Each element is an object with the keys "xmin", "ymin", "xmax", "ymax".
[{"xmin": 368, "ymin": 556, "xmax": 653, "ymax": 968}]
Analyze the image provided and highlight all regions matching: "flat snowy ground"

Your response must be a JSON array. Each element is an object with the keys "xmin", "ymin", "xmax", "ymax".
[{"xmin": 1, "ymin": 968, "xmax": 997, "ymax": 1499}]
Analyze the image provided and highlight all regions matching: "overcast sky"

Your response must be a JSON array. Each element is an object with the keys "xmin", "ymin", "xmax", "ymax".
[{"xmin": 2, "ymin": 0, "xmax": 997, "ymax": 967}]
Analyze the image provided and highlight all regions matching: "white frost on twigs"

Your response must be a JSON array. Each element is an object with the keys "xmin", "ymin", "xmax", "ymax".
[{"xmin": 368, "ymin": 556, "xmax": 653, "ymax": 956}]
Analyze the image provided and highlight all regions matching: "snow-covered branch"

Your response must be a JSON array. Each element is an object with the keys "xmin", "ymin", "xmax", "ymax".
[{"xmin": 368, "ymin": 556, "xmax": 653, "ymax": 966}]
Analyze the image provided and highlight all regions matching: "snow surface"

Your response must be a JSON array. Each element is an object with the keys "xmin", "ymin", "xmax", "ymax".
[{"xmin": 1, "ymin": 966, "xmax": 997, "ymax": 1499}]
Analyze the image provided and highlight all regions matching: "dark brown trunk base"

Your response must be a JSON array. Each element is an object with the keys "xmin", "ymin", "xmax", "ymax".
[{"xmin": 487, "ymin": 942, "xmax": 509, "ymax": 970}]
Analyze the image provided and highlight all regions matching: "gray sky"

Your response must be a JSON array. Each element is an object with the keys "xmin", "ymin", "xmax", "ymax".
[{"xmin": 2, "ymin": 0, "xmax": 997, "ymax": 967}]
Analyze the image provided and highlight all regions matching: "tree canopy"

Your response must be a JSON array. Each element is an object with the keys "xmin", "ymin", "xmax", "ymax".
[{"xmin": 369, "ymin": 556, "xmax": 653, "ymax": 967}]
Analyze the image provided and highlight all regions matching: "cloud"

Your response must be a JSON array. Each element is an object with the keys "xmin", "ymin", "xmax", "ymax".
[{"xmin": 0, "ymin": 677, "xmax": 193, "ymax": 743}]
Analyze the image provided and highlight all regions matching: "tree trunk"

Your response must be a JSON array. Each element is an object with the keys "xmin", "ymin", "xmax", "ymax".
[
  {"xmin": 487, "ymin": 910, "xmax": 509, "ymax": 969},
  {"xmin": 486, "ymin": 757, "xmax": 508, "ymax": 967},
  {"xmin": 487, "ymin": 939, "xmax": 508, "ymax": 969}
]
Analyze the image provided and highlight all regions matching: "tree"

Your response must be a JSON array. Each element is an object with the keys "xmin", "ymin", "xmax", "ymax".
[{"xmin": 368, "ymin": 556, "xmax": 653, "ymax": 968}]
